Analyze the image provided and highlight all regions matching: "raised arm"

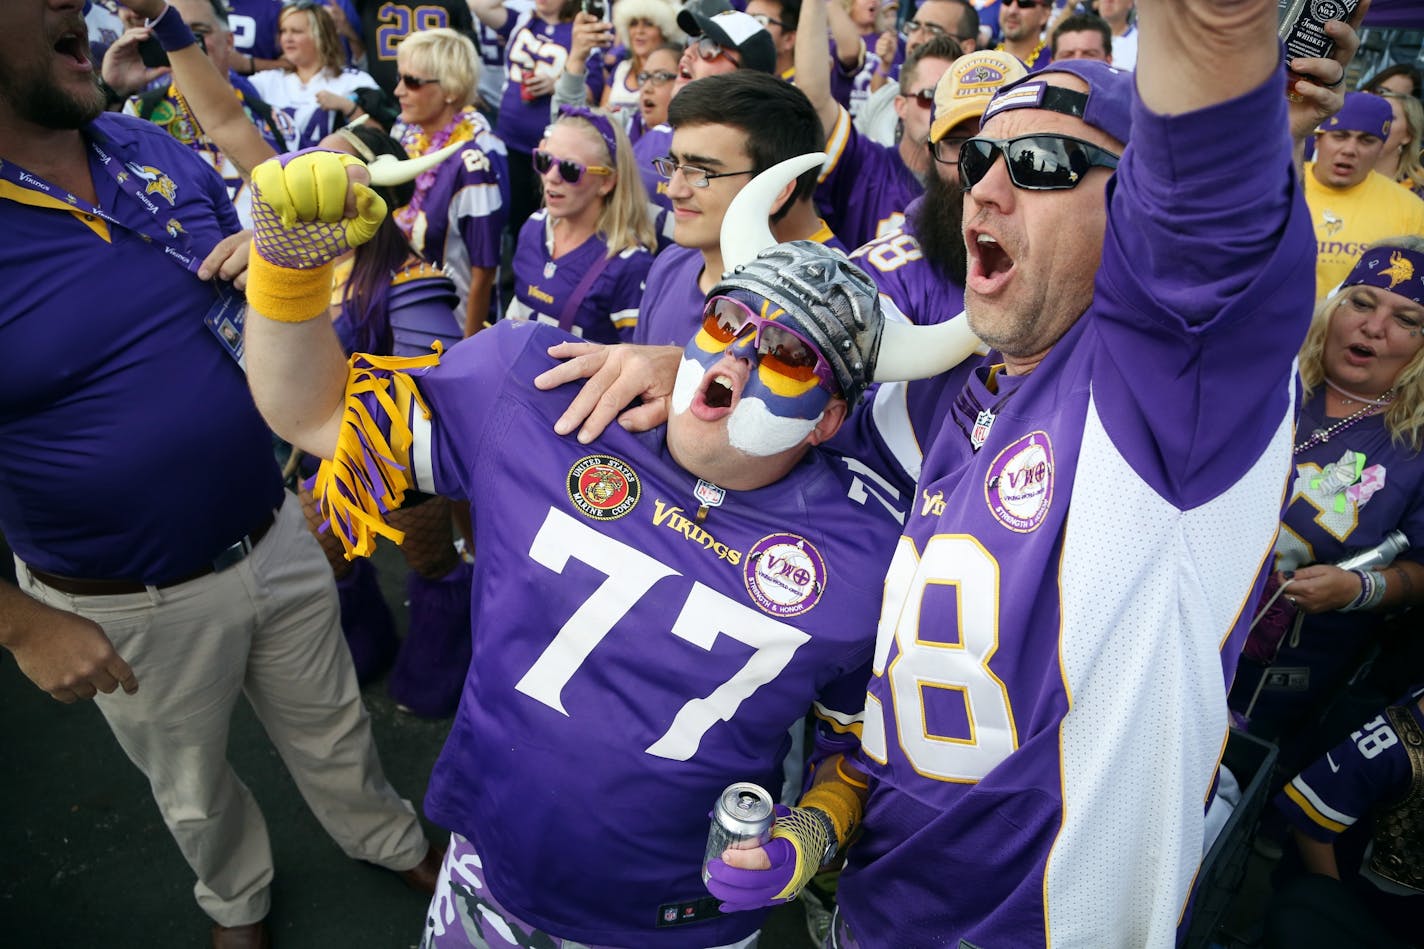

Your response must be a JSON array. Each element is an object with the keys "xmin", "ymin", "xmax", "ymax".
[
  {"xmin": 794, "ymin": 0, "xmax": 843, "ymax": 150},
  {"xmin": 111, "ymin": 1, "xmax": 277, "ymax": 179},
  {"xmin": 826, "ymin": 0, "xmax": 865, "ymax": 69},
  {"xmin": 241, "ymin": 154, "xmax": 378, "ymax": 459},
  {"xmin": 1135, "ymin": 0, "xmax": 1291, "ymax": 114},
  {"xmin": 467, "ymin": 0, "xmax": 511, "ymax": 31}
]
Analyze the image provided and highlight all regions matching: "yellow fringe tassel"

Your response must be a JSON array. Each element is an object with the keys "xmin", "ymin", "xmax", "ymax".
[{"xmin": 312, "ymin": 346, "xmax": 443, "ymax": 559}]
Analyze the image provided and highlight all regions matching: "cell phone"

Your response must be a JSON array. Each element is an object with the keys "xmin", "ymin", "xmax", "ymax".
[
  {"xmin": 581, "ymin": 0, "xmax": 606, "ymax": 21},
  {"xmin": 138, "ymin": 34, "xmax": 170, "ymax": 68}
]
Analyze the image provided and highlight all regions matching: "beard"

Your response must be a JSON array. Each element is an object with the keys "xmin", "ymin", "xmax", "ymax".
[
  {"xmin": 0, "ymin": 56, "xmax": 105, "ymax": 131},
  {"xmin": 911, "ymin": 171, "xmax": 968, "ymax": 287}
]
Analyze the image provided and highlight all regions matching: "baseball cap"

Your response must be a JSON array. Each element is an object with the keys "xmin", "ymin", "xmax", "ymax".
[
  {"xmin": 982, "ymin": 58, "xmax": 1134, "ymax": 147},
  {"xmin": 930, "ymin": 50, "xmax": 1029, "ymax": 143},
  {"xmin": 676, "ymin": 9, "xmax": 777, "ymax": 74},
  {"xmin": 1319, "ymin": 92, "xmax": 1394, "ymax": 139}
]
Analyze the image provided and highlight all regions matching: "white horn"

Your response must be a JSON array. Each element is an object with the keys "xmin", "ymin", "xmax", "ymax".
[
  {"xmin": 718, "ymin": 152, "xmax": 827, "ymax": 274},
  {"xmin": 367, "ymin": 138, "xmax": 468, "ymax": 187},
  {"xmin": 873, "ymin": 311, "xmax": 988, "ymax": 382}
]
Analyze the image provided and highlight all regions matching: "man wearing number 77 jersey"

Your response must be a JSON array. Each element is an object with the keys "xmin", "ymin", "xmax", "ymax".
[{"xmin": 239, "ymin": 148, "xmax": 983, "ymax": 947}]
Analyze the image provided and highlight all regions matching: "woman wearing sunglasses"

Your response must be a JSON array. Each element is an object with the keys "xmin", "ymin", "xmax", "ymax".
[
  {"xmin": 247, "ymin": 0, "xmax": 377, "ymax": 149},
  {"xmin": 391, "ymin": 28, "xmax": 511, "ymax": 338},
  {"xmin": 1230, "ymin": 236, "xmax": 1424, "ymax": 780},
  {"xmin": 505, "ymin": 106, "xmax": 655, "ymax": 343},
  {"xmin": 470, "ymin": 0, "xmax": 598, "ymax": 241}
]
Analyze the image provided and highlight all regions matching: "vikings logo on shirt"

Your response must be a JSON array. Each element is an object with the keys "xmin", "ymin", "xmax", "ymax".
[
  {"xmin": 743, "ymin": 533, "xmax": 827, "ymax": 618},
  {"xmin": 124, "ymin": 162, "xmax": 179, "ymax": 205},
  {"xmin": 1321, "ymin": 208, "xmax": 1343, "ymax": 237},
  {"xmin": 567, "ymin": 454, "xmax": 641, "ymax": 520},
  {"xmin": 984, "ymin": 431, "xmax": 1054, "ymax": 532}
]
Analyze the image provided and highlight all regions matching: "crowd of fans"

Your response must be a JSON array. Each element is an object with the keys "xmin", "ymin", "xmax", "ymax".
[{"xmin": 3, "ymin": 0, "xmax": 1422, "ymax": 945}]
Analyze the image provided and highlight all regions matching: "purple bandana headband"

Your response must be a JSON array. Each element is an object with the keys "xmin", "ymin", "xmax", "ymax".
[
  {"xmin": 557, "ymin": 105, "xmax": 620, "ymax": 163},
  {"xmin": 1343, "ymin": 246, "xmax": 1424, "ymax": 305}
]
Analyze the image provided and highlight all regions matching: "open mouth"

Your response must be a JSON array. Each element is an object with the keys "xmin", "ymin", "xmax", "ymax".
[
  {"xmin": 1348, "ymin": 343, "xmax": 1376, "ymax": 358},
  {"xmin": 705, "ymin": 373, "xmax": 734, "ymax": 409},
  {"xmin": 54, "ymin": 29, "xmax": 91, "ymax": 68},
  {"xmin": 967, "ymin": 229, "xmax": 1015, "ymax": 292}
]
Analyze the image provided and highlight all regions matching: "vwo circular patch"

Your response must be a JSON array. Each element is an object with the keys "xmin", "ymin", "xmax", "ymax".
[
  {"xmin": 567, "ymin": 455, "xmax": 641, "ymax": 520},
  {"xmin": 743, "ymin": 533, "xmax": 827, "ymax": 618},
  {"xmin": 984, "ymin": 431, "xmax": 1054, "ymax": 532}
]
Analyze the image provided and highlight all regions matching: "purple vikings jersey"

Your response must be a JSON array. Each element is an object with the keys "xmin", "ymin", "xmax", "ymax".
[
  {"xmin": 398, "ymin": 118, "xmax": 510, "ymax": 316},
  {"xmin": 228, "ymin": 0, "xmax": 282, "ymax": 60},
  {"xmin": 1276, "ymin": 691, "xmax": 1424, "ymax": 936},
  {"xmin": 850, "ymin": 197, "xmax": 965, "ymax": 327},
  {"xmin": 0, "ymin": 114, "xmax": 281, "ymax": 582},
  {"xmin": 349, "ymin": 320, "xmax": 906, "ymax": 946},
  {"xmin": 1240, "ymin": 391, "xmax": 1424, "ymax": 721},
  {"xmin": 839, "ymin": 71, "xmax": 1313, "ymax": 946},
  {"xmin": 630, "ymin": 244, "xmax": 708, "ymax": 346},
  {"xmin": 817, "ymin": 105, "xmax": 922, "ymax": 250},
  {"xmin": 505, "ymin": 210, "xmax": 653, "ymax": 343},
  {"xmin": 497, "ymin": 14, "xmax": 603, "ymax": 154}
]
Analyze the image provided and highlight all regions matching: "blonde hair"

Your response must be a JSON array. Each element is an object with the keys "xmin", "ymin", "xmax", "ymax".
[
  {"xmin": 1384, "ymin": 93, "xmax": 1424, "ymax": 193},
  {"xmin": 279, "ymin": 4, "xmax": 344, "ymax": 77},
  {"xmin": 398, "ymin": 28, "xmax": 481, "ymax": 110},
  {"xmin": 1299, "ymin": 234, "xmax": 1424, "ymax": 451},
  {"xmin": 555, "ymin": 111, "xmax": 656, "ymax": 257},
  {"xmin": 612, "ymin": 0, "xmax": 684, "ymax": 51}
]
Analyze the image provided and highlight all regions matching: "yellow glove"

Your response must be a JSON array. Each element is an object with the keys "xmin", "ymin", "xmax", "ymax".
[{"xmin": 246, "ymin": 150, "xmax": 388, "ymax": 321}]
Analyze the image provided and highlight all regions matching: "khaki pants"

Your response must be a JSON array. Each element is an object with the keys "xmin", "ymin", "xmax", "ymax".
[{"xmin": 17, "ymin": 493, "xmax": 428, "ymax": 927}]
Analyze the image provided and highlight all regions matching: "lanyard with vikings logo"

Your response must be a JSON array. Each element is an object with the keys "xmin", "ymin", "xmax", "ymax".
[{"xmin": 0, "ymin": 129, "xmax": 203, "ymax": 275}]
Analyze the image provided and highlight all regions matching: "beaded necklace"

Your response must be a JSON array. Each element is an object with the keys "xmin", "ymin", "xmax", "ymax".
[
  {"xmin": 1294, "ymin": 391, "xmax": 1394, "ymax": 454},
  {"xmin": 395, "ymin": 107, "xmax": 482, "ymax": 236},
  {"xmin": 997, "ymin": 36, "xmax": 1047, "ymax": 67}
]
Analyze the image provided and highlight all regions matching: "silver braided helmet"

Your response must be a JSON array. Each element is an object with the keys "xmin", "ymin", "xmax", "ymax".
[{"xmin": 709, "ymin": 241, "xmax": 883, "ymax": 405}]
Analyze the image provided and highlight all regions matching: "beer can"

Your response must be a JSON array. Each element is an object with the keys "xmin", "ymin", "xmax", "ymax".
[{"xmin": 702, "ymin": 782, "xmax": 774, "ymax": 883}]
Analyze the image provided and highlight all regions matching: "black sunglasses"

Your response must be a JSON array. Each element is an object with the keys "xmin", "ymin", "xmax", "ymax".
[
  {"xmin": 533, "ymin": 148, "xmax": 613, "ymax": 184},
  {"xmin": 958, "ymin": 134, "xmax": 1119, "ymax": 192},
  {"xmin": 398, "ymin": 73, "xmax": 441, "ymax": 89}
]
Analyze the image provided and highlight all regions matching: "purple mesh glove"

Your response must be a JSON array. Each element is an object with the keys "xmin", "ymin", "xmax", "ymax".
[{"xmin": 704, "ymin": 836, "xmax": 799, "ymax": 913}]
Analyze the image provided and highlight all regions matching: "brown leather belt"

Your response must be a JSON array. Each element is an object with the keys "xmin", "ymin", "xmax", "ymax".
[{"xmin": 29, "ymin": 510, "xmax": 277, "ymax": 596}]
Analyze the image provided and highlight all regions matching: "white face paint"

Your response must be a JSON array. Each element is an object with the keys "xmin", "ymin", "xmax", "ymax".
[
  {"xmin": 671, "ymin": 357, "xmax": 702, "ymax": 415},
  {"xmin": 726, "ymin": 397, "xmax": 823, "ymax": 456},
  {"xmin": 670, "ymin": 356, "xmax": 823, "ymax": 458}
]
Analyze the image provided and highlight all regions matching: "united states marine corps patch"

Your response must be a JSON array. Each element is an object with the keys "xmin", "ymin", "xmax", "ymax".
[
  {"xmin": 567, "ymin": 455, "xmax": 641, "ymax": 520},
  {"xmin": 743, "ymin": 533, "xmax": 826, "ymax": 618}
]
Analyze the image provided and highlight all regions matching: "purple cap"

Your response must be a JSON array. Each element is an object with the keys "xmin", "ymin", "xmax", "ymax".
[
  {"xmin": 982, "ymin": 59, "xmax": 1134, "ymax": 147},
  {"xmin": 1319, "ymin": 92, "xmax": 1394, "ymax": 139}
]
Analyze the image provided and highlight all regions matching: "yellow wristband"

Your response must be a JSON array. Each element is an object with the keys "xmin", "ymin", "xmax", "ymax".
[
  {"xmin": 245, "ymin": 248, "xmax": 335, "ymax": 323},
  {"xmin": 799, "ymin": 778, "xmax": 863, "ymax": 846}
]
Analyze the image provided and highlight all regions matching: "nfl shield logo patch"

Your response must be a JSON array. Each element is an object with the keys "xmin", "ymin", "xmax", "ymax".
[
  {"xmin": 693, "ymin": 479, "xmax": 726, "ymax": 508},
  {"xmin": 971, "ymin": 409, "xmax": 996, "ymax": 451}
]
